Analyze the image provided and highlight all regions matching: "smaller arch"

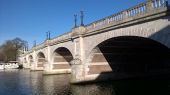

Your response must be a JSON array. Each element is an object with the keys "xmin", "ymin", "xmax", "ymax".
[
  {"xmin": 24, "ymin": 57, "xmax": 27, "ymax": 63},
  {"xmin": 37, "ymin": 52, "xmax": 45, "ymax": 59},
  {"xmin": 28, "ymin": 55, "xmax": 33, "ymax": 63},
  {"xmin": 52, "ymin": 47, "xmax": 73, "ymax": 69},
  {"xmin": 37, "ymin": 52, "xmax": 46, "ymax": 67}
]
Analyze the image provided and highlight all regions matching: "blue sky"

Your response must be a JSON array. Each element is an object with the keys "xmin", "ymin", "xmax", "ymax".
[{"xmin": 0, "ymin": 0, "xmax": 148, "ymax": 48}]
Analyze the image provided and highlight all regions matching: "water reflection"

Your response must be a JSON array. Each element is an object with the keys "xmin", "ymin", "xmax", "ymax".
[
  {"xmin": 71, "ymin": 83, "xmax": 116, "ymax": 95},
  {"xmin": 0, "ymin": 70, "xmax": 32, "ymax": 95},
  {"xmin": 0, "ymin": 70, "xmax": 169, "ymax": 95},
  {"xmin": 71, "ymin": 80, "xmax": 170, "ymax": 95},
  {"xmin": 30, "ymin": 71, "xmax": 71, "ymax": 95}
]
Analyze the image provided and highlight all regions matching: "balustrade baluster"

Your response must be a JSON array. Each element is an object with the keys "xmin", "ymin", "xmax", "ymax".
[
  {"xmin": 104, "ymin": 19, "xmax": 106, "ymax": 24},
  {"xmin": 120, "ymin": 13, "xmax": 123, "ymax": 20},
  {"xmin": 138, "ymin": 6, "xmax": 141, "ymax": 14},
  {"xmin": 127, "ymin": 10, "xmax": 129, "ymax": 17},
  {"xmin": 96, "ymin": 23, "xmax": 98, "ymax": 27},
  {"xmin": 119, "ymin": 14, "xmax": 121, "ymax": 20},
  {"xmin": 109, "ymin": 17, "xmax": 112, "ymax": 22},
  {"xmin": 114, "ymin": 15, "xmax": 116, "ymax": 21},
  {"xmin": 162, "ymin": 0, "xmax": 165, "ymax": 6},
  {"xmin": 107, "ymin": 18, "xmax": 109, "ymax": 24},
  {"xmin": 113, "ymin": 16, "xmax": 115, "ymax": 21},
  {"xmin": 102, "ymin": 20, "xmax": 104, "ymax": 25},
  {"xmin": 132, "ymin": 8, "xmax": 135, "ymax": 16},
  {"xmin": 158, "ymin": 0, "xmax": 161, "ymax": 7},
  {"xmin": 120, "ymin": 13, "xmax": 122, "ymax": 20},
  {"xmin": 116, "ymin": 14, "xmax": 119, "ymax": 21},
  {"xmin": 118, "ymin": 14, "xmax": 120, "ymax": 20},
  {"xmin": 152, "ymin": 0, "xmax": 155, "ymax": 8},
  {"xmin": 155, "ymin": 0, "xmax": 158, "ymax": 8},
  {"xmin": 112, "ymin": 17, "xmax": 114, "ymax": 21},
  {"xmin": 144, "ymin": 4, "xmax": 146, "ymax": 11},
  {"xmin": 131, "ymin": 9, "xmax": 133, "ymax": 16},
  {"xmin": 140, "ymin": 6, "xmax": 143, "ymax": 13},
  {"xmin": 129, "ymin": 10, "xmax": 132, "ymax": 17},
  {"xmin": 136, "ymin": 7, "xmax": 139, "ymax": 15},
  {"xmin": 93, "ymin": 23, "xmax": 96, "ymax": 28},
  {"xmin": 105, "ymin": 19, "xmax": 108, "ymax": 24},
  {"xmin": 115, "ymin": 15, "xmax": 117, "ymax": 21},
  {"xmin": 142, "ymin": 5, "xmax": 144, "ymax": 12},
  {"xmin": 120, "ymin": 14, "xmax": 122, "ymax": 20},
  {"xmin": 136, "ymin": 7, "xmax": 138, "ymax": 15},
  {"xmin": 133, "ymin": 8, "xmax": 135, "ymax": 16},
  {"xmin": 135, "ymin": 8, "xmax": 137, "ymax": 14},
  {"xmin": 129, "ymin": 10, "xmax": 131, "ymax": 17},
  {"xmin": 116, "ymin": 15, "xmax": 118, "ymax": 21},
  {"xmin": 144, "ymin": 4, "xmax": 146, "ymax": 12},
  {"xmin": 103, "ymin": 20, "xmax": 104, "ymax": 25}
]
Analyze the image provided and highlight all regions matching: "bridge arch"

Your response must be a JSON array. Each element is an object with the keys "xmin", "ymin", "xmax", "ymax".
[
  {"xmin": 28, "ymin": 55, "xmax": 33, "ymax": 63},
  {"xmin": 86, "ymin": 36, "xmax": 170, "ymax": 77},
  {"xmin": 52, "ymin": 47, "xmax": 73, "ymax": 69},
  {"xmin": 24, "ymin": 57, "xmax": 27, "ymax": 63},
  {"xmin": 36, "ymin": 52, "xmax": 46, "ymax": 68}
]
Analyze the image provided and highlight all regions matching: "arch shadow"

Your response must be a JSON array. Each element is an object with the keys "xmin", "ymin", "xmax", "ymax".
[
  {"xmin": 36, "ymin": 52, "xmax": 46, "ymax": 68},
  {"xmin": 52, "ymin": 47, "xmax": 73, "ymax": 70},
  {"xmin": 88, "ymin": 17, "xmax": 170, "ymax": 82},
  {"xmin": 53, "ymin": 47, "xmax": 73, "ymax": 65},
  {"xmin": 88, "ymin": 35, "xmax": 170, "ymax": 80}
]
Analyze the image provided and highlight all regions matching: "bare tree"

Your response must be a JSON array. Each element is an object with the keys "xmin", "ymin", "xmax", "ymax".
[{"xmin": 0, "ymin": 38, "xmax": 26, "ymax": 62}]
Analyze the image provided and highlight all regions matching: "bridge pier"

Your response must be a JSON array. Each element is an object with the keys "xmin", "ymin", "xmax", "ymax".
[
  {"xmin": 30, "ymin": 62, "xmax": 44, "ymax": 71},
  {"xmin": 30, "ymin": 63, "xmax": 36, "ymax": 71},
  {"xmin": 22, "ymin": 62, "xmax": 30, "ymax": 69},
  {"xmin": 70, "ymin": 59, "xmax": 85, "ymax": 83},
  {"xmin": 43, "ymin": 63, "xmax": 71, "ymax": 75}
]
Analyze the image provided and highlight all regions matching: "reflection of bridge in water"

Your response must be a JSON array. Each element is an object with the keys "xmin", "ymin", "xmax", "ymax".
[{"xmin": 19, "ymin": 0, "xmax": 170, "ymax": 83}]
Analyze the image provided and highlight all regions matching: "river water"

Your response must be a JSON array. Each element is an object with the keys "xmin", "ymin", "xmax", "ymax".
[{"xmin": 0, "ymin": 69, "xmax": 170, "ymax": 95}]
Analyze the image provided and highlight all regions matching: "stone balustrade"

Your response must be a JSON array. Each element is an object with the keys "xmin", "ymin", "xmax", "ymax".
[
  {"xmin": 49, "ymin": 31, "xmax": 72, "ymax": 45},
  {"xmin": 34, "ymin": 42, "xmax": 45, "ymax": 50},
  {"xmin": 85, "ymin": 0, "xmax": 168, "ymax": 31},
  {"xmin": 21, "ymin": 49, "xmax": 33, "ymax": 56}
]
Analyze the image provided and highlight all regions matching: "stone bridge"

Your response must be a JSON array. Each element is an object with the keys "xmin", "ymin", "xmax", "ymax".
[{"xmin": 19, "ymin": 0, "xmax": 170, "ymax": 83}]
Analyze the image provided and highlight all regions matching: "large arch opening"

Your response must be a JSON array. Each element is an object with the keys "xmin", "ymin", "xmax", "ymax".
[
  {"xmin": 37, "ymin": 52, "xmax": 45, "ymax": 68},
  {"xmin": 88, "ymin": 36, "xmax": 170, "ymax": 78},
  {"xmin": 52, "ymin": 47, "xmax": 73, "ymax": 69}
]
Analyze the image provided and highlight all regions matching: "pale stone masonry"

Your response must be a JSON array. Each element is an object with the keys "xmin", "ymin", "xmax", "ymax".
[{"xmin": 19, "ymin": 0, "xmax": 170, "ymax": 83}]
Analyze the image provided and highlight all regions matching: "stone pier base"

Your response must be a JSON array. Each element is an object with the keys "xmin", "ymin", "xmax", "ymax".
[{"xmin": 30, "ymin": 64, "xmax": 43, "ymax": 71}]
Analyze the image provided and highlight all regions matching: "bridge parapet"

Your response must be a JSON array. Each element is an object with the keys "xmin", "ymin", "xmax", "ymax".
[
  {"xmin": 34, "ymin": 42, "xmax": 45, "ymax": 50},
  {"xmin": 19, "ymin": 49, "xmax": 33, "ymax": 57},
  {"xmin": 71, "ymin": 26, "xmax": 86, "ymax": 37},
  {"xmin": 85, "ymin": 0, "xmax": 168, "ymax": 33},
  {"xmin": 49, "ymin": 31, "xmax": 72, "ymax": 45}
]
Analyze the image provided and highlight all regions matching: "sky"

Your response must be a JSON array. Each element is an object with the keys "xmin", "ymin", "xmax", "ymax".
[{"xmin": 0, "ymin": 0, "xmax": 150, "ymax": 48}]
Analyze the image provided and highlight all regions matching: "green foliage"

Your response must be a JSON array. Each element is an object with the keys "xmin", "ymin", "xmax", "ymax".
[{"xmin": 0, "ymin": 38, "xmax": 26, "ymax": 62}]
